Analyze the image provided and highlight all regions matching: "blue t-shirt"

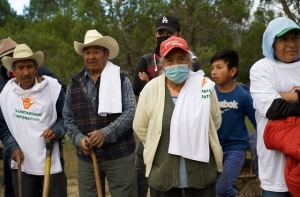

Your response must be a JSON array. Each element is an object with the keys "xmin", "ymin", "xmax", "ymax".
[{"xmin": 215, "ymin": 85, "xmax": 256, "ymax": 151}]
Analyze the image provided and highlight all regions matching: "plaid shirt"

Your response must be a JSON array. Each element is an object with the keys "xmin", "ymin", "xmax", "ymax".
[{"xmin": 63, "ymin": 67, "xmax": 136, "ymax": 161}]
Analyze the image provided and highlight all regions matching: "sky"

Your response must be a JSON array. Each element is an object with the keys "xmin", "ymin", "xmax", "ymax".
[
  {"xmin": 8, "ymin": 0, "xmax": 260, "ymax": 15},
  {"xmin": 8, "ymin": 0, "xmax": 30, "ymax": 15}
]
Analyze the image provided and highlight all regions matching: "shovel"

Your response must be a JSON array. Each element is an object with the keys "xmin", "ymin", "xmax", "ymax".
[
  {"xmin": 85, "ymin": 141, "xmax": 103, "ymax": 197},
  {"xmin": 42, "ymin": 138, "xmax": 53, "ymax": 197}
]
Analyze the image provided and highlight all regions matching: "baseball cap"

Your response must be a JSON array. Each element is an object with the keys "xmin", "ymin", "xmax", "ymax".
[
  {"xmin": 276, "ymin": 27, "xmax": 300, "ymax": 37},
  {"xmin": 155, "ymin": 15, "xmax": 180, "ymax": 33},
  {"xmin": 160, "ymin": 36, "xmax": 189, "ymax": 57}
]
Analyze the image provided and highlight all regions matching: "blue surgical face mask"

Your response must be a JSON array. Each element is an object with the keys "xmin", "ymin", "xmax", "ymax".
[{"xmin": 165, "ymin": 64, "xmax": 189, "ymax": 84}]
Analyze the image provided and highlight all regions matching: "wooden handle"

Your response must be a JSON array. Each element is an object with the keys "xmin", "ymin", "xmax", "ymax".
[
  {"xmin": 42, "ymin": 155, "xmax": 51, "ymax": 197},
  {"xmin": 18, "ymin": 164, "xmax": 22, "ymax": 197},
  {"xmin": 90, "ymin": 150, "xmax": 102, "ymax": 197}
]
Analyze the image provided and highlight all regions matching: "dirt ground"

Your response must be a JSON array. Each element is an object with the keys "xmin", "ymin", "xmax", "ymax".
[{"xmin": 0, "ymin": 158, "xmax": 260, "ymax": 197}]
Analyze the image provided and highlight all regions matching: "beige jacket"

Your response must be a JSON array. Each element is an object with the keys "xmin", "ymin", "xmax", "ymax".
[{"xmin": 133, "ymin": 73, "xmax": 223, "ymax": 177}]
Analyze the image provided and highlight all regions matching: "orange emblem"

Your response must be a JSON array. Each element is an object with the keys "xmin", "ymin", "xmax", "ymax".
[
  {"xmin": 22, "ymin": 97, "xmax": 35, "ymax": 109},
  {"xmin": 202, "ymin": 78, "xmax": 207, "ymax": 87}
]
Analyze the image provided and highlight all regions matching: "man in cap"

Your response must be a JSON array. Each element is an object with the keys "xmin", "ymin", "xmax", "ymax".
[
  {"xmin": 0, "ymin": 37, "xmax": 67, "ymax": 197},
  {"xmin": 132, "ymin": 15, "xmax": 200, "ymax": 197},
  {"xmin": 63, "ymin": 29, "xmax": 137, "ymax": 196},
  {"xmin": 0, "ymin": 44, "xmax": 67, "ymax": 197}
]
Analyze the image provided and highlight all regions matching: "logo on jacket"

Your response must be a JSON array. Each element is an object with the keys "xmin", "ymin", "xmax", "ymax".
[
  {"xmin": 162, "ymin": 16, "xmax": 168, "ymax": 23},
  {"xmin": 21, "ymin": 96, "xmax": 35, "ymax": 110},
  {"xmin": 219, "ymin": 100, "xmax": 238, "ymax": 109}
]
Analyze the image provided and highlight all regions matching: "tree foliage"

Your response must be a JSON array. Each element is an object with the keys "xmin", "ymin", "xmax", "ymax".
[{"xmin": 0, "ymin": 0, "xmax": 297, "ymax": 85}]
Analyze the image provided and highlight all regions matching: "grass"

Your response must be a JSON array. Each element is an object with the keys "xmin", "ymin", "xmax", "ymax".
[{"xmin": 63, "ymin": 137, "xmax": 78, "ymax": 180}]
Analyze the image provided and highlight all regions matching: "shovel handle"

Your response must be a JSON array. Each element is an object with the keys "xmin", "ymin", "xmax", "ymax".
[
  {"xmin": 18, "ymin": 164, "xmax": 22, "ymax": 197},
  {"xmin": 43, "ymin": 138, "xmax": 52, "ymax": 197},
  {"xmin": 90, "ymin": 150, "xmax": 103, "ymax": 197}
]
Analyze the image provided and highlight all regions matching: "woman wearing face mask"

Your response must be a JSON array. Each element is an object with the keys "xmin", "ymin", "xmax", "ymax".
[{"xmin": 133, "ymin": 36, "xmax": 223, "ymax": 197}]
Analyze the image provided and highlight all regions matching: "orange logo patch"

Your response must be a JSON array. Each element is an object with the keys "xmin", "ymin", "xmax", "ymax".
[
  {"xmin": 22, "ymin": 97, "xmax": 35, "ymax": 109},
  {"xmin": 202, "ymin": 78, "xmax": 207, "ymax": 87}
]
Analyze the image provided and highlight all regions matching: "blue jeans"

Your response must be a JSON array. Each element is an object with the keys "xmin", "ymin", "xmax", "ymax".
[
  {"xmin": 216, "ymin": 150, "xmax": 246, "ymax": 197},
  {"xmin": 262, "ymin": 190, "xmax": 292, "ymax": 197}
]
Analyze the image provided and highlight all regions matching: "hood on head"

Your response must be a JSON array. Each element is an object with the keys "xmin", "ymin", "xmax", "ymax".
[{"xmin": 262, "ymin": 17, "xmax": 300, "ymax": 63}]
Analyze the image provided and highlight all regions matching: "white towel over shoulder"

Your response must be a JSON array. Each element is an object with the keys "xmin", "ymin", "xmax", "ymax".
[
  {"xmin": 98, "ymin": 61, "xmax": 122, "ymax": 116},
  {"xmin": 168, "ymin": 70, "xmax": 214, "ymax": 162}
]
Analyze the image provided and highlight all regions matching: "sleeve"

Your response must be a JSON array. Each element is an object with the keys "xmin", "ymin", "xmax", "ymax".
[
  {"xmin": 62, "ymin": 85, "xmax": 85, "ymax": 147},
  {"xmin": 210, "ymin": 88, "xmax": 222, "ymax": 130},
  {"xmin": 132, "ymin": 57, "xmax": 148, "ymax": 96},
  {"xmin": 50, "ymin": 89, "xmax": 66, "ymax": 139},
  {"xmin": 244, "ymin": 92, "xmax": 257, "ymax": 130},
  {"xmin": 101, "ymin": 76, "xmax": 137, "ymax": 142},
  {"xmin": 133, "ymin": 85, "xmax": 149, "ymax": 145},
  {"xmin": 0, "ymin": 109, "xmax": 20, "ymax": 156},
  {"xmin": 38, "ymin": 65, "xmax": 67, "ymax": 92},
  {"xmin": 266, "ymin": 98, "xmax": 300, "ymax": 119},
  {"xmin": 250, "ymin": 61, "xmax": 300, "ymax": 120},
  {"xmin": 250, "ymin": 62, "xmax": 281, "ymax": 118}
]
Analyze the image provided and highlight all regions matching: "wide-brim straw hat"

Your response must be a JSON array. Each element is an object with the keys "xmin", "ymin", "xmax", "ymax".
[
  {"xmin": 74, "ymin": 29, "xmax": 119, "ymax": 59},
  {"xmin": 1, "ymin": 44, "xmax": 44, "ymax": 72},
  {"xmin": 0, "ymin": 37, "xmax": 17, "ymax": 59}
]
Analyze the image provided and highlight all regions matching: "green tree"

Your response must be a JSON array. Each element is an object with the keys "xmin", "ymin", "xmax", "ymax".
[{"xmin": 261, "ymin": 0, "xmax": 299, "ymax": 24}]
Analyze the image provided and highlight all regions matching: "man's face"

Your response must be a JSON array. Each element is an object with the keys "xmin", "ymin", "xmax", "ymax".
[
  {"xmin": 83, "ymin": 46, "xmax": 109, "ymax": 74},
  {"xmin": 273, "ymin": 30, "xmax": 300, "ymax": 63},
  {"xmin": 12, "ymin": 59, "xmax": 38, "ymax": 90}
]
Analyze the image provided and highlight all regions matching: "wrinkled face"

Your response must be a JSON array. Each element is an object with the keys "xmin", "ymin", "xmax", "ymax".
[
  {"xmin": 12, "ymin": 59, "xmax": 38, "ymax": 90},
  {"xmin": 163, "ymin": 48, "xmax": 189, "ymax": 67},
  {"xmin": 273, "ymin": 30, "xmax": 300, "ymax": 63},
  {"xmin": 83, "ymin": 46, "xmax": 109, "ymax": 74},
  {"xmin": 211, "ymin": 59, "xmax": 235, "ymax": 86}
]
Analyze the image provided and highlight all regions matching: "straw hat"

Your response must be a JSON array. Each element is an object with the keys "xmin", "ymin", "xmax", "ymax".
[
  {"xmin": 74, "ymin": 29, "xmax": 119, "ymax": 59},
  {"xmin": 1, "ymin": 44, "xmax": 44, "ymax": 72},
  {"xmin": 0, "ymin": 37, "xmax": 17, "ymax": 58}
]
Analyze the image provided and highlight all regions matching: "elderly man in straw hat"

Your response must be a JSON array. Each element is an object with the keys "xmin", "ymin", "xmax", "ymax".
[
  {"xmin": 0, "ymin": 44, "xmax": 67, "ymax": 197},
  {"xmin": 63, "ymin": 29, "xmax": 137, "ymax": 196},
  {"xmin": 0, "ymin": 37, "xmax": 67, "ymax": 197}
]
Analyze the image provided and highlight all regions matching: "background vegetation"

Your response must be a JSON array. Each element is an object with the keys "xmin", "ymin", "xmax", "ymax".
[{"xmin": 0, "ymin": 0, "xmax": 299, "ymax": 85}]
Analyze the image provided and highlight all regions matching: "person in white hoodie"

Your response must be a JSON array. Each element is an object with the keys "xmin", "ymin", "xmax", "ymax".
[{"xmin": 250, "ymin": 17, "xmax": 300, "ymax": 197}]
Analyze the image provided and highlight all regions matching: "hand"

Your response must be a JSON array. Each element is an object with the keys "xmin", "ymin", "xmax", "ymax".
[
  {"xmin": 42, "ymin": 129, "xmax": 57, "ymax": 141},
  {"xmin": 87, "ymin": 129, "xmax": 106, "ymax": 148},
  {"xmin": 11, "ymin": 148, "xmax": 24, "ymax": 165},
  {"xmin": 138, "ymin": 72, "xmax": 150, "ymax": 82},
  {"xmin": 79, "ymin": 136, "xmax": 92, "ymax": 155},
  {"xmin": 280, "ymin": 92, "xmax": 298, "ymax": 103}
]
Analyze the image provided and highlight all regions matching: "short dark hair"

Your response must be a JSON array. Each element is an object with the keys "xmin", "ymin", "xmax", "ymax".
[{"xmin": 210, "ymin": 49, "xmax": 239, "ymax": 78}]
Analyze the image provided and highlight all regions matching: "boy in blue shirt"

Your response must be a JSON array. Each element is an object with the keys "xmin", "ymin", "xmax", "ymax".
[{"xmin": 211, "ymin": 49, "xmax": 256, "ymax": 197}]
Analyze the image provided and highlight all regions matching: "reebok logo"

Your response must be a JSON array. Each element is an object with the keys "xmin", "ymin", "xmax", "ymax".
[
  {"xmin": 219, "ymin": 100, "xmax": 238, "ymax": 109},
  {"xmin": 162, "ymin": 16, "xmax": 168, "ymax": 23}
]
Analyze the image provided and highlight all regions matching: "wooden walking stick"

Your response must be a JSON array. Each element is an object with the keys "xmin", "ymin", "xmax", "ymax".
[
  {"xmin": 85, "ymin": 141, "xmax": 103, "ymax": 197},
  {"xmin": 42, "ymin": 138, "xmax": 53, "ymax": 197},
  {"xmin": 18, "ymin": 163, "xmax": 22, "ymax": 197}
]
